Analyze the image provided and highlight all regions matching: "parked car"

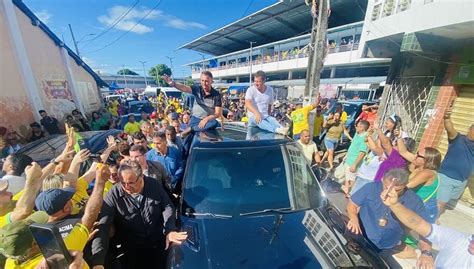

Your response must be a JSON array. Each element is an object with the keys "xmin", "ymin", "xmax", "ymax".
[
  {"xmin": 323, "ymin": 100, "xmax": 378, "ymax": 141},
  {"xmin": 16, "ymin": 129, "xmax": 122, "ymax": 166},
  {"xmin": 166, "ymin": 125, "xmax": 388, "ymax": 269}
]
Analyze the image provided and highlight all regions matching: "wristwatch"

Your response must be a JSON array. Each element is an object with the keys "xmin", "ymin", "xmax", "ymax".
[
  {"xmin": 421, "ymin": 250, "xmax": 433, "ymax": 257},
  {"xmin": 50, "ymin": 159, "xmax": 60, "ymax": 165}
]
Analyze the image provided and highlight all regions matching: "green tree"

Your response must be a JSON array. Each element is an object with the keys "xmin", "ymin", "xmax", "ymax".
[
  {"xmin": 149, "ymin": 64, "xmax": 172, "ymax": 86},
  {"xmin": 117, "ymin": 68, "xmax": 139, "ymax": 75},
  {"xmin": 185, "ymin": 76, "xmax": 194, "ymax": 86}
]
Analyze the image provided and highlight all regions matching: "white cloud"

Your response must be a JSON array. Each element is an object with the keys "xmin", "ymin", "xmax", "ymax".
[
  {"xmin": 98, "ymin": 5, "xmax": 162, "ymax": 34},
  {"xmin": 97, "ymin": 5, "xmax": 206, "ymax": 34},
  {"xmin": 165, "ymin": 18, "xmax": 206, "ymax": 30},
  {"xmin": 34, "ymin": 10, "xmax": 52, "ymax": 24}
]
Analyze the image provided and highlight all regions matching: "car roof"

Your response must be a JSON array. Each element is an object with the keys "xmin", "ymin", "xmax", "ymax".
[
  {"xmin": 191, "ymin": 124, "xmax": 290, "ymax": 149},
  {"xmin": 337, "ymin": 100, "xmax": 378, "ymax": 105}
]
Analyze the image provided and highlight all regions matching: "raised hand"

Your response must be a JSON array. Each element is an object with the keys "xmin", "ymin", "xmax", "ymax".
[
  {"xmin": 25, "ymin": 162, "xmax": 42, "ymax": 182},
  {"xmin": 72, "ymin": 149, "xmax": 91, "ymax": 164}
]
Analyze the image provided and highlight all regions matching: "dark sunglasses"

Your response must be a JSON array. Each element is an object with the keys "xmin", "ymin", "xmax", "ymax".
[{"xmin": 416, "ymin": 152, "xmax": 425, "ymax": 159}]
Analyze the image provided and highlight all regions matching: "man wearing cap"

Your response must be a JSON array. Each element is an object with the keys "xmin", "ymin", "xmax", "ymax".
[
  {"xmin": 123, "ymin": 114, "xmax": 141, "ymax": 136},
  {"xmin": 0, "ymin": 165, "xmax": 110, "ymax": 268}
]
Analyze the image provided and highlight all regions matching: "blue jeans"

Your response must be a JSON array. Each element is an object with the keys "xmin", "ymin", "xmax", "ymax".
[
  {"xmin": 189, "ymin": 116, "xmax": 220, "ymax": 132},
  {"xmin": 248, "ymin": 116, "xmax": 281, "ymax": 133}
]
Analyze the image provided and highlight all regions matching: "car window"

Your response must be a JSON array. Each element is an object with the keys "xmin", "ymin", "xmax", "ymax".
[
  {"xmin": 164, "ymin": 91, "xmax": 182, "ymax": 99},
  {"xmin": 182, "ymin": 144, "xmax": 324, "ymax": 216}
]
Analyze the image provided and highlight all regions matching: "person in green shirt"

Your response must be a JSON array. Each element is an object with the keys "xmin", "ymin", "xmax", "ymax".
[
  {"xmin": 341, "ymin": 120, "xmax": 370, "ymax": 196},
  {"xmin": 91, "ymin": 112, "xmax": 108, "ymax": 131}
]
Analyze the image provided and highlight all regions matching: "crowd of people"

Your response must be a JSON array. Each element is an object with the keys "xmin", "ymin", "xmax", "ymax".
[{"xmin": 0, "ymin": 69, "xmax": 472, "ymax": 268}]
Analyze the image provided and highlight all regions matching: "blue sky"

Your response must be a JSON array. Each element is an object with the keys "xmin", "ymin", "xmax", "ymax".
[{"xmin": 24, "ymin": 0, "xmax": 276, "ymax": 78}]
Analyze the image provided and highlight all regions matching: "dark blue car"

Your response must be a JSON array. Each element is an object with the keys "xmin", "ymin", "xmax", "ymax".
[{"xmin": 167, "ymin": 125, "xmax": 387, "ymax": 269}]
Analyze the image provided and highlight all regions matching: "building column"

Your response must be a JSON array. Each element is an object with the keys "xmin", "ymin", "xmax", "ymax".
[
  {"xmin": 59, "ymin": 46, "xmax": 87, "ymax": 116},
  {"xmin": 330, "ymin": 67, "xmax": 336, "ymax": 78},
  {"xmin": 2, "ymin": 0, "xmax": 43, "ymax": 122},
  {"xmin": 235, "ymin": 76, "xmax": 240, "ymax": 83},
  {"xmin": 288, "ymin": 70, "xmax": 293, "ymax": 80}
]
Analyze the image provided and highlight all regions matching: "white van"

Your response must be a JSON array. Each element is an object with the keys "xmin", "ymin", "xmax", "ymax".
[{"xmin": 144, "ymin": 86, "xmax": 183, "ymax": 100}]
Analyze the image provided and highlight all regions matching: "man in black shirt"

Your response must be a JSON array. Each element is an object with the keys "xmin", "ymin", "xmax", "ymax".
[
  {"xmin": 92, "ymin": 160, "xmax": 187, "ymax": 269},
  {"xmin": 39, "ymin": 109, "xmax": 61, "ymax": 135}
]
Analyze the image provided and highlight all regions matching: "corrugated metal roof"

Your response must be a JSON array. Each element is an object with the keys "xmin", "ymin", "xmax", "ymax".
[
  {"xmin": 178, "ymin": 0, "xmax": 367, "ymax": 56},
  {"xmin": 12, "ymin": 0, "xmax": 108, "ymax": 87}
]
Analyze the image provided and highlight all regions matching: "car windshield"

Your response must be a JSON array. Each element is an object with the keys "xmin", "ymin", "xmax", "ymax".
[{"xmin": 182, "ymin": 143, "xmax": 326, "ymax": 216}]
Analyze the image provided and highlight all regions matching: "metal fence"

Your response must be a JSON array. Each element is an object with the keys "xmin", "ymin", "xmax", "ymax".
[{"xmin": 379, "ymin": 76, "xmax": 435, "ymax": 138}]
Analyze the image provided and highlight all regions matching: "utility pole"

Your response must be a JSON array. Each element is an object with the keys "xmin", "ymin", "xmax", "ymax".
[
  {"xmin": 68, "ymin": 24, "xmax": 80, "ymax": 58},
  {"xmin": 122, "ymin": 64, "xmax": 128, "ymax": 89},
  {"xmin": 304, "ymin": 0, "xmax": 329, "ymax": 100},
  {"xmin": 248, "ymin": 41, "xmax": 257, "ymax": 85},
  {"xmin": 139, "ymin": 61, "xmax": 148, "ymax": 87},
  {"xmin": 198, "ymin": 53, "xmax": 206, "ymax": 70},
  {"xmin": 166, "ymin": 56, "xmax": 174, "ymax": 79}
]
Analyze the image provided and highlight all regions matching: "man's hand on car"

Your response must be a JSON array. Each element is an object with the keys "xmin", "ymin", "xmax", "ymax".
[
  {"xmin": 165, "ymin": 231, "xmax": 188, "ymax": 250},
  {"xmin": 346, "ymin": 217, "xmax": 362, "ymax": 235},
  {"xmin": 254, "ymin": 112, "xmax": 262, "ymax": 124}
]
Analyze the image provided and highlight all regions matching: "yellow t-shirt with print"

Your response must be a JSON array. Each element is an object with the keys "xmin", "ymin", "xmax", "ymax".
[
  {"xmin": 340, "ymin": 111, "xmax": 348, "ymax": 124},
  {"xmin": 5, "ymin": 223, "xmax": 90, "ymax": 269},
  {"xmin": 313, "ymin": 114, "xmax": 324, "ymax": 137},
  {"xmin": 291, "ymin": 105, "xmax": 313, "ymax": 135},
  {"xmin": 71, "ymin": 177, "xmax": 90, "ymax": 215},
  {"xmin": 0, "ymin": 213, "xmax": 10, "ymax": 228}
]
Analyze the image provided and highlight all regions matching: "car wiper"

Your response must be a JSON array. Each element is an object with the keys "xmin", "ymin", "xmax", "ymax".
[
  {"xmin": 184, "ymin": 212, "xmax": 232, "ymax": 219},
  {"xmin": 239, "ymin": 207, "xmax": 306, "ymax": 216}
]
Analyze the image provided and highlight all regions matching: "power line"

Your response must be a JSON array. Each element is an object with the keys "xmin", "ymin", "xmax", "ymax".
[
  {"xmin": 80, "ymin": 0, "xmax": 140, "ymax": 47},
  {"xmin": 354, "ymin": 1, "xmax": 472, "ymax": 66},
  {"xmin": 84, "ymin": 0, "xmax": 162, "ymax": 54},
  {"xmin": 241, "ymin": 0, "xmax": 254, "ymax": 18}
]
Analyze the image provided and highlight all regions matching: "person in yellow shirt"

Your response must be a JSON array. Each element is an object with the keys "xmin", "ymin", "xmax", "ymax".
[
  {"xmin": 0, "ymin": 165, "xmax": 110, "ymax": 269},
  {"xmin": 123, "ymin": 114, "xmax": 141, "ymax": 135},
  {"xmin": 313, "ymin": 106, "xmax": 324, "ymax": 145},
  {"xmin": 291, "ymin": 95, "xmax": 321, "ymax": 139},
  {"xmin": 335, "ymin": 103, "xmax": 348, "ymax": 124}
]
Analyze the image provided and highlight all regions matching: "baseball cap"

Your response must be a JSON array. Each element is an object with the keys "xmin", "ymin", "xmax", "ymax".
[
  {"xmin": 0, "ymin": 211, "xmax": 48, "ymax": 257},
  {"xmin": 35, "ymin": 188, "xmax": 75, "ymax": 215}
]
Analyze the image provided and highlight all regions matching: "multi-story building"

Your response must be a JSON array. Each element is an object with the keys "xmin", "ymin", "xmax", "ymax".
[
  {"xmin": 99, "ymin": 73, "xmax": 157, "ymax": 90},
  {"xmin": 179, "ymin": 0, "xmax": 391, "ymax": 99}
]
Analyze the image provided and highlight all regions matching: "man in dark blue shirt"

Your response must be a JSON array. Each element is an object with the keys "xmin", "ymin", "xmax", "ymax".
[
  {"xmin": 347, "ymin": 168, "xmax": 433, "ymax": 268},
  {"xmin": 437, "ymin": 106, "xmax": 474, "ymax": 218},
  {"xmin": 146, "ymin": 132, "xmax": 184, "ymax": 193}
]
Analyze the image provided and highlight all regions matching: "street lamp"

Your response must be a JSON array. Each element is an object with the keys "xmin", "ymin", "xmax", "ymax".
[
  {"xmin": 166, "ymin": 56, "xmax": 174, "ymax": 79},
  {"xmin": 139, "ymin": 61, "xmax": 148, "ymax": 87}
]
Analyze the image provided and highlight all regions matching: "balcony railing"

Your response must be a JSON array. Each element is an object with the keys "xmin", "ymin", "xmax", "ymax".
[{"xmin": 191, "ymin": 42, "xmax": 360, "ymax": 73}]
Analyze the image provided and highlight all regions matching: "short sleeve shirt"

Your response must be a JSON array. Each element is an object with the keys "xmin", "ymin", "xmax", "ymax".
[
  {"xmin": 5, "ymin": 223, "xmax": 90, "ymax": 269},
  {"xmin": 426, "ymin": 224, "xmax": 474, "ymax": 268},
  {"xmin": 439, "ymin": 134, "xmax": 474, "ymax": 181},
  {"xmin": 245, "ymin": 85, "xmax": 273, "ymax": 118},
  {"xmin": 351, "ymin": 182, "xmax": 428, "ymax": 250},
  {"xmin": 191, "ymin": 86, "xmax": 222, "ymax": 119},
  {"xmin": 297, "ymin": 140, "xmax": 318, "ymax": 164},
  {"xmin": 345, "ymin": 132, "xmax": 368, "ymax": 167},
  {"xmin": 71, "ymin": 177, "xmax": 90, "ymax": 215},
  {"xmin": 291, "ymin": 106, "xmax": 313, "ymax": 135},
  {"xmin": 40, "ymin": 116, "xmax": 60, "ymax": 134},
  {"xmin": 124, "ymin": 122, "xmax": 141, "ymax": 135}
]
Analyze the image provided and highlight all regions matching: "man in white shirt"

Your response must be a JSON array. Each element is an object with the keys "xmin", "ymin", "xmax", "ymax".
[
  {"xmin": 1, "ymin": 153, "xmax": 33, "ymax": 195},
  {"xmin": 382, "ymin": 184, "xmax": 474, "ymax": 268},
  {"xmin": 297, "ymin": 129, "xmax": 321, "ymax": 165},
  {"xmin": 245, "ymin": 70, "xmax": 288, "ymax": 135}
]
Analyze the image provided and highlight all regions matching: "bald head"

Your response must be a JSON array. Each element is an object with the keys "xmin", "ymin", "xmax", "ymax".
[{"xmin": 299, "ymin": 129, "xmax": 311, "ymax": 144}]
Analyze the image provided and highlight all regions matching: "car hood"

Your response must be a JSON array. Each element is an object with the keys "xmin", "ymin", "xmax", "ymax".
[{"xmin": 167, "ymin": 209, "xmax": 363, "ymax": 269}]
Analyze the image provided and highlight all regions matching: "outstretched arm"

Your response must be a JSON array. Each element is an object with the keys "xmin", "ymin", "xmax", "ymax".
[
  {"xmin": 444, "ymin": 106, "xmax": 458, "ymax": 140},
  {"xmin": 162, "ymin": 75, "xmax": 192, "ymax": 93},
  {"xmin": 10, "ymin": 163, "xmax": 43, "ymax": 222}
]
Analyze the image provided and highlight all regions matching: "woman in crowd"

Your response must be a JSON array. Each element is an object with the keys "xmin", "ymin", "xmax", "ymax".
[
  {"xmin": 398, "ymin": 137, "xmax": 441, "ymax": 223},
  {"xmin": 91, "ymin": 112, "xmax": 108, "ymax": 131},
  {"xmin": 322, "ymin": 112, "xmax": 344, "ymax": 170}
]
